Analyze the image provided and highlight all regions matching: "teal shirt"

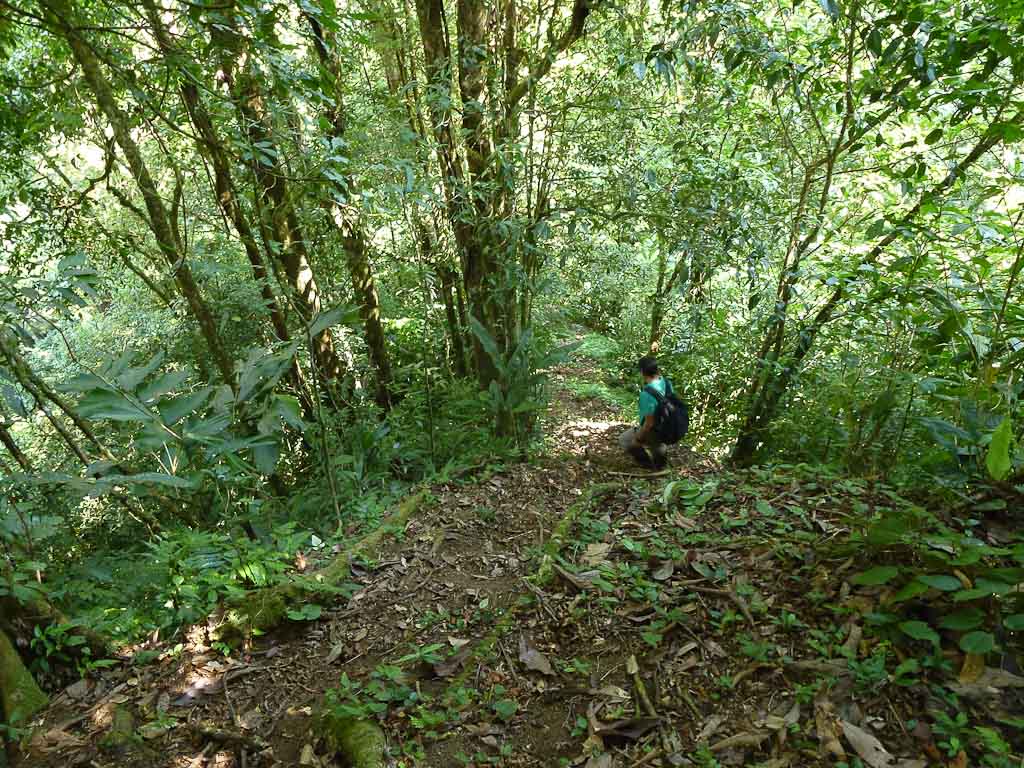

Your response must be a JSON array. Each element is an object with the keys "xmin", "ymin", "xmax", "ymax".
[{"xmin": 638, "ymin": 377, "xmax": 672, "ymax": 425}]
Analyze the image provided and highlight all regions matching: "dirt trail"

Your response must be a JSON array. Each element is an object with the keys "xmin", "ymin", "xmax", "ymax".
[{"xmin": 17, "ymin": 349, "xmax": 965, "ymax": 768}]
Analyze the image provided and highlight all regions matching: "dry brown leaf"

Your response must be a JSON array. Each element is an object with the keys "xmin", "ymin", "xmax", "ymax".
[
  {"xmin": 595, "ymin": 717, "xmax": 660, "ymax": 741},
  {"xmin": 841, "ymin": 720, "xmax": 895, "ymax": 767},
  {"xmin": 695, "ymin": 714, "xmax": 725, "ymax": 745},
  {"xmin": 959, "ymin": 653, "xmax": 986, "ymax": 684},
  {"xmin": 584, "ymin": 755, "xmax": 614, "ymax": 768},
  {"xmin": 708, "ymin": 730, "xmax": 771, "ymax": 752},
  {"xmin": 814, "ymin": 695, "xmax": 845, "ymax": 759},
  {"xmin": 518, "ymin": 635, "xmax": 554, "ymax": 676},
  {"xmin": 434, "ymin": 643, "xmax": 473, "ymax": 678},
  {"xmin": 948, "ymin": 666, "xmax": 1024, "ymax": 700},
  {"xmin": 947, "ymin": 751, "xmax": 967, "ymax": 768},
  {"xmin": 651, "ymin": 560, "xmax": 675, "ymax": 581},
  {"xmin": 584, "ymin": 542, "xmax": 612, "ymax": 566}
]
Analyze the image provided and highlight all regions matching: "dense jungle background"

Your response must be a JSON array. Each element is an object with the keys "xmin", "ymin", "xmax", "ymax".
[{"xmin": 0, "ymin": 0, "xmax": 1022, "ymax": 765}]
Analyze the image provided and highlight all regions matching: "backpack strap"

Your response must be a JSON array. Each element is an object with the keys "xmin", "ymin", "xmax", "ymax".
[{"xmin": 643, "ymin": 384, "xmax": 667, "ymax": 404}]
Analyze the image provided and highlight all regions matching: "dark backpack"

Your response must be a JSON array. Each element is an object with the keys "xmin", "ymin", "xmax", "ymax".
[{"xmin": 643, "ymin": 382, "xmax": 689, "ymax": 445}]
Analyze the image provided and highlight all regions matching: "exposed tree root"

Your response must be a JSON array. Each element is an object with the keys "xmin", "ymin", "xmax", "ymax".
[{"xmin": 217, "ymin": 491, "xmax": 427, "ymax": 644}]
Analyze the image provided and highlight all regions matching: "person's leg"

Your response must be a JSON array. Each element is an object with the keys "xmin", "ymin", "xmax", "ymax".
[
  {"xmin": 620, "ymin": 427, "xmax": 653, "ymax": 467},
  {"xmin": 649, "ymin": 441, "xmax": 668, "ymax": 468}
]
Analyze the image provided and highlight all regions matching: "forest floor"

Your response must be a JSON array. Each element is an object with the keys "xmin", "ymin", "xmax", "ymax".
[{"xmin": 16, "ymin": 343, "xmax": 1024, "ymax": 768}]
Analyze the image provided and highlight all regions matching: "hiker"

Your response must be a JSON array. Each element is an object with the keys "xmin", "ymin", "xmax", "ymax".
[{"xmin": 619, "ymin": 356, "xmax": 688, "ymax": 468}]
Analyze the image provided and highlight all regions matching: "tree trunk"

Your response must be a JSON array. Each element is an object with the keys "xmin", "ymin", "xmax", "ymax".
[
  {"xmin": 208, "ymin": 3, "xmax": 344, "ymax": 382},
  {"xmin": 45, "ymin": 0, "xmax": 236, "ymax": 386},
  {"xmin": 143, "ymin": 0, "xmax": 291, "ymax": 347},
  {"xmin": 437, "ymin": 263, "xmax": 468, "ymax": 377},
  {"xmin": 0, "ymin": 422, "xmax": 31, "ymax": 472},
  {"xmin": 730, "ymin": 111, "xmax": 1023, "ymax": 465},
  {"xmin": 0, "ymin": 627, "xmax": 48, "ymax": 727}
]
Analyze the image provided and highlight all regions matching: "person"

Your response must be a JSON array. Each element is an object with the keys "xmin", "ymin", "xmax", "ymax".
[{"xmin": 619, "ymin": 356, "xmax": 674, "ymax": 468}]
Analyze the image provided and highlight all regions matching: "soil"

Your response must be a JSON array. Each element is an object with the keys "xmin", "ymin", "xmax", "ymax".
[{"xmin": 14, "ymin": 347, "xmax": 1024, "ymax": 768}]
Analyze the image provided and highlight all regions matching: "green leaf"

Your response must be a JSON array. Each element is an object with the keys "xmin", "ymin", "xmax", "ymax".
[
  {"xmin": 899, "ymin": 620, "xmax": 939, "ymax": 646},
  {"xmin": 158, "ymin": 388, "xmax": 212, "ymax": 426},
  {"xmin": 104, "ymin": 472, "xmax": 198, "ymax": 490},
  {"xmin": 959, "ymin": 631, "xmax": 995, "ymax": 655},
  {"xmin": 468, "ymin": 317, "xmax": 505, "ymax": 375},
  {"xmin": 252, "ymin": 441, "xmax": 279, "ymax": 475},
  {"xmin": 78, "ymin": 391, "xmax": 150, "ymax": 422},
  {"xmin": 309, "ymin": 304, "xmax": 360, "ymax": 337},
  {"xmin": 940, "ymin": 608, "xmax": 985, "ymax": 631},
  {"xmin": 492, "ymin": 698, "xmax": 518, "ymax": 721},
  {"xmin": 1004, "ymin": 614, "xmax": 1024, "ymax": 631},
  {"xmin": 924, "ymin": 128, "xmax": 943, "ymax": 145},
  {"xmin": 916, "ymin": 574, "xmax": 962, "ymax": 592},
  {"xmin": 986, "ymin": 417, "xmax": 1013, "ymax": 481},
  {"xmin": 891, "ymin": 580, "xmax": 930, "ymax": 603},
  {"xmin": 851, "ymin": 566, "xmax": 900, "ymax": 585}
]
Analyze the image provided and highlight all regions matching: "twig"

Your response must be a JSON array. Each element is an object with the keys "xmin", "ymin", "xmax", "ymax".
[
  {"xmin": 606, "ymin": 469, "xmax": 672, "ymax": 478},
  {"xmin": 686, "ymin": 585, "xmax": 756, "ymax": 627},
  {"xmin": 630, "ymin": 748, "xmax": 664, "ymax": 767}
]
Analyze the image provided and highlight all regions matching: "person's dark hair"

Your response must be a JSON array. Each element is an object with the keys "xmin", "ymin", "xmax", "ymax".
[{"xmin": 638, "ymin": 356, "xmax": 659, "ymax": 377}]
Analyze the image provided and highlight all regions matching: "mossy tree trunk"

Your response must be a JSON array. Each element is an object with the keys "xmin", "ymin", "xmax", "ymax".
[{"xmin": 0, "ymin": 628, "xmax": 47, "ymax": 728}]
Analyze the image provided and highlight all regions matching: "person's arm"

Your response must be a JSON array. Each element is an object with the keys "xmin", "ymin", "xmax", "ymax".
[{"xmin": 636, "ymin": 413, "xmax": 656, "ymax": 442}]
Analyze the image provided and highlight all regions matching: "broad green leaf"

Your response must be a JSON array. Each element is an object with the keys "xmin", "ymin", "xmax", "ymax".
[
  {"xmin": 851, "ymin": 566, "xmax": 900, "ymax": 585},
  {"xmin": 79, "ymin": 391, "xmax": 150, "ymax": 422},
  {"xmin": 959, "ymin": 631, "xmax": 995, "ymax": 655},
  {"xmin": 493, "ymin": 698, "xmax": 518, "ymax": 720},
  {"xmin": 159, "ymin": 388, "xmax": 212, "ymax": 426},
  {"xmin": 252, "ymin": 441, "xmax": 279, "ymax": 475},
  {"xmin": 309, "ymin": 304, "xmax": 360, "ymax": 337},
  {"xmin": 105, "ymin": 472, "xmax": 198, "ymax": 489},
  {"xmin": 891, "ymin": 580, "xmax": 930, "ymax": 603},
  {"xmin": 940, "ymin": 608, "xmax": 985, "ymax": 631},
  {"xmin": 986, "ymin": 417, "xmax": 1013, "ymax": 481},
  {"xmin": 899, "ymin": 620, "xmax": 939, "ymax": 646},
  {"xmin": 916, "ymin": 574, "xmax": 962, "ymax": 592},
  {"xmin": 1004, "ymin": 614, "xmax": 1024, "ymax": 631}
]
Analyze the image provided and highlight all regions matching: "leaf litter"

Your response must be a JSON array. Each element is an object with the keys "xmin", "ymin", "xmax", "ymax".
[{"xmin": 16, "ymin": 356, "xmax": 1024, "ymax": 768}]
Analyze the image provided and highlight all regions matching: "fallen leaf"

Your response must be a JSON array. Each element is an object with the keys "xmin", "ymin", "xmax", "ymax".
[
  {"xmin": 709, "ymin": 730, "xmax": 771, "ymax": 752},
  {"xmin": 66, "ymin": 679, "xmax": 91, "ymax": 700},
  {"xmin": 948, "ymin": 666, "xmax": 1024, "ymax": 700},
  {"xmin": 299, "ymin": 744, "xmax": 318, "ymax": 766},
  {"xmin": 593, "ymin": 716, "xmax": 660, "ymax": 741},
  {"xmin": 518, "ymin": 635, "xmax": 554, "ymax": 676},
  {"xmin": 592, "ymin": 684, "xmax": 630, "ymax": 701},
  {"xmin": 652, "ymin": 560, "xmax": 675, "ymax": 581},
  {"xmin": 947, "ymin": 751, "xmax": 967, "ymax": 768},
  {"xmin": 695, "ymin": 714, "xmax": 725, "ymax": 745},
  {"xmin": 841, "ymin": 720, "xmax": 895, "ymax": 767},
  {"xmin": 814, "ymin": 695, "xmax": 845, "ymax": 759},
  {"xmin": 584, "ymin": 755, "xmax": 614, "ymax": 768},
  {"xmin": 434, "ymin": 643, "xmax": 473, "ymax": 678},
  {"xmin": 584, "ymin": 542, "xmax": 612, "ymax": 566},
  {"xmin": 449, "ymin": 636, "xmax": 472, "ymax": 648},
  {"xmin": 703, "ymin": 638, "xmax": 727, "ymax": 658},
  {"xmin": 171, "ymin": 675, "xmax": 222, "ymax": 707},
  {"xmin": 325, "ymin": 643, "xmax": 345, "ymax": 665}
]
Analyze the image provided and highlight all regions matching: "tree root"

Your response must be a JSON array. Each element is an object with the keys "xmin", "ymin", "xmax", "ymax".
[
  {"xmin": 317, "ymin": 711, "xmax": 385, "ymax": 768},
  {"xmin": 535, "ymin": 482, "xmax": 618, "ymax": 586},
  {"xmin": 217, "ymin": 491, "xmax": 426, "ymax": 644}
]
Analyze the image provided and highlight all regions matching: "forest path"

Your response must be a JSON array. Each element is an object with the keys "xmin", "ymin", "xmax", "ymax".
[{"xmin": 22, "ymin": 343, "xmax": 909, "ymax": 768}]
